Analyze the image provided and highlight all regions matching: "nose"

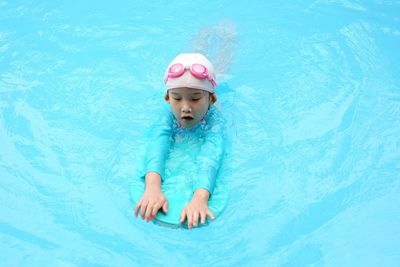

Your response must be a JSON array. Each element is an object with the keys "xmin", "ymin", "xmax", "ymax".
[{"xmin": 181, "ymin": 101, "xmax": 191, "ymax": 113}]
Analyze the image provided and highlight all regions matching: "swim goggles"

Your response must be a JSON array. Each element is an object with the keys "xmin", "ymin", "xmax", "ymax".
[{"xmin": 164, "ymin": 63, "xmax": 218, "ymax": 87}]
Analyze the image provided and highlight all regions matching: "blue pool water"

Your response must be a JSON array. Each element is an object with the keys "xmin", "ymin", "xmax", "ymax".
[{"xmin": 1, "ymin": 1, "xmax": 399, "ymax": 266}]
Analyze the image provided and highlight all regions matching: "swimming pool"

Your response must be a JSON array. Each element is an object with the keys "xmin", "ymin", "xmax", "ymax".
[{"xmin": 1, "ymin": 0, "xmax": 399, "ymax": 266}]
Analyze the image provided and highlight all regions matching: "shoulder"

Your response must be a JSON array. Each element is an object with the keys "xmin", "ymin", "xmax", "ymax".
[
  {"xmin": 154, "ymin": 104, "xmax": 175, "ymax": 124},
  {"xmin": 203, "ymin": 105, "xmax": 226, "ymax": 135},
  {"xmin": 158, "ymin": 104, "xmax": 173, "ymax": 117},
  {"xmin": 206, "ymin": 105, "xmax": 225, "ymax": 124},
  {"xmin": 146, "ymin": 104, "xmax": 176, "ymax": 136}
]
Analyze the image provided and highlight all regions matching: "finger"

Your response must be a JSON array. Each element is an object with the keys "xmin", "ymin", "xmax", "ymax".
[
  {"xmin": 134, "ymin": 200, "xmax": 142, "ymax": 217},
  {"xmin": 145, "ymin": 203, "xmax": 154, "ymax": 222},
  {"xmin": 200, "ymin": 212, "xmax": 206, "ymax": 224},
  {"xmin": 207, "ymin": 209, "xmax": 215, "ymax": 220},
  {"xmin": 193, "ymin": 212, "xmax": 199, "ymax": 228},
  {"xmin": 162, "ymin": 201, "xmax": 168, "ymax": 214},
  {"xmin": 187, "ymin": 211, "xmax": 193, "ymax": 229},
  {"xmin": 151, "ymin": 203, "xmax": 161, "ymax": 219},
  {"xmin": 140, "ymin": 200, "xmax": 149, "ymax": 219},
  {"xmin": 180, "ymin": 208, "xmax": 187, "ymax": 224}
]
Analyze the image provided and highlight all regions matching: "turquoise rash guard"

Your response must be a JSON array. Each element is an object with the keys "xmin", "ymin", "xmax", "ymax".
[
  {"xmin": 143, "ymin": 104, "xmax": 226, "ymax": 195},
  {"xmin": 131, "ymin": 102, "xmax": 230, "ymax": 228}
]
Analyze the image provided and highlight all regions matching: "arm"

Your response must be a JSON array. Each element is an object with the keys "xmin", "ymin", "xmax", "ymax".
[
  {"xmin": 192, "ymin": 108, "xmax": 225, "ymax": 194},
  {"xmin": 180, "ymin": 108, "xmax": 226, "ymax": 228},
  {"xmin": 143, "ymin": 107, "xmax": 174, "ymax": 181},
  {"xmin": 135, "ymin": 107, "xmax": 174, "ymax": 222}
]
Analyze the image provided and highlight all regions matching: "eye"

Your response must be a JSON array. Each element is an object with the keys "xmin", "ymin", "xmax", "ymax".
[
  {"xmin": 172, "ymin": 97, "xmax": 181, "ymax": 101},
  {"xmin": 191, "ymin": 98, "xmax": 201, "ymax": 101}
]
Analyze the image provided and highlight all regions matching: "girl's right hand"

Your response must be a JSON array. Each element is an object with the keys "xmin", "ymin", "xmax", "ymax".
[{"xmin": 134, "ymin": 172, "xmax": 168, "ymax": 222}]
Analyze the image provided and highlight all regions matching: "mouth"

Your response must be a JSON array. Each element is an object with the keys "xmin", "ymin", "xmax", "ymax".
[{"xmin": 181, "ymin": 115, "xmax": 194, "ymax": 122}]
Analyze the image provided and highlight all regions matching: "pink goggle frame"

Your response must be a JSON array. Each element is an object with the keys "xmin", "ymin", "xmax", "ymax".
[{"xmin": 164, "ymin": 63, "xmax": 218, "ymax": 87}]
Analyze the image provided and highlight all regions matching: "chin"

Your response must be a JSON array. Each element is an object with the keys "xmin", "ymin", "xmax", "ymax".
[{"xmin": 181, "ymin": 121, "xmax": 198, "ymax": 128}]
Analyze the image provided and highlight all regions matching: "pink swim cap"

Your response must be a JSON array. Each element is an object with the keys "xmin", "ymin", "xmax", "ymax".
[{"xmin": 164, "ymin": 53, "xmax": 217, "ymax": 93}]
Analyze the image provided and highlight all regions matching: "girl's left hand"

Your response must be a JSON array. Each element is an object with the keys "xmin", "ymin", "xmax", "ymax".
[{"xmin": 180, "ymin": 188, "xmax": 215, "ymax": 229}]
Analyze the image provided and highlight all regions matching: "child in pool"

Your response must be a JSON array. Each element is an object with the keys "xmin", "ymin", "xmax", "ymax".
[{"xmin": 134, "ymin": 53, "xmax": 225, "ymax": 229}]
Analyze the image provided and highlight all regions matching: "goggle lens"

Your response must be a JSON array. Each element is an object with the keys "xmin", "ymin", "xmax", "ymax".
[
  {"xmin": 191, "ymin": 64, "xmax": 206, "ymax": 75},
  {"xmin": 170, "ymin": 64, "xmax": 184, "ymax": 74}
]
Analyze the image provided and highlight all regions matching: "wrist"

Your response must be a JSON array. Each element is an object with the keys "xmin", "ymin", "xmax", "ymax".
[
  {"xmin": 145, "ymin": 172, "xmax": 162, "ymax": 191},
  {"xmin": 193, "ymin": 188, "xmax": 210, "ymax": 201}
]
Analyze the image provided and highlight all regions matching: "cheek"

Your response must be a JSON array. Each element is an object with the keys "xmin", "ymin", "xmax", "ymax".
[
  {"xmin": 171, "ymin": 106, "xmax": 180, "ymax": 115},
  {"xmin": 170, "ymin": 101, "xmax": 179, "ymax": 109},
  {"xmin": 168, "ymin": 103, "xmax": 179, "ymax": 114},
  {"xmin": 197, "ymin": 101, "xmax": 209, "ymax": 114}
]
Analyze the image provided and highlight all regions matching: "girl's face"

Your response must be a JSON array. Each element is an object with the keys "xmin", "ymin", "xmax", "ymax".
[{"xmin": 165, "ymin": 87, "xmax": 216, "ymax": 128}]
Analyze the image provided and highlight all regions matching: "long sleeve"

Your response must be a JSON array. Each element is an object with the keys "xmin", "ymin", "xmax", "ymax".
[
  {"xmin": 143, "ymin": 106, "xmax": 174, "ymax": 181},
  {"xmin": 192, "ymin": 107, "xmax": 226, "ymax": 194}
]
